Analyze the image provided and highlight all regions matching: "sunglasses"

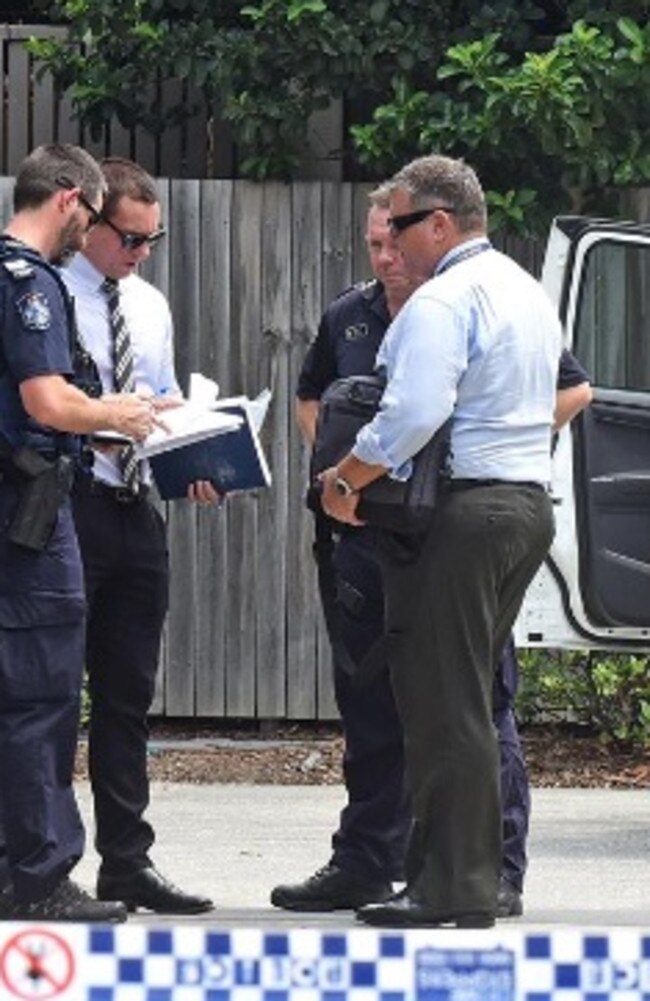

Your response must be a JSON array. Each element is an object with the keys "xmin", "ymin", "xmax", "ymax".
[
  {"xmin": 100, "ymin": 215, "xmax": 167, "ymax": 250},
  {"xmin": 389, "ymin": 206, "xmax": 457, "ymax": 235},
  {"xmin": 56, "ymin": 177, "xmax": 102, "ymax": 231},
  {"xmin": 76, "ymin": 191, "xmax": 102, "ymax": 231}
]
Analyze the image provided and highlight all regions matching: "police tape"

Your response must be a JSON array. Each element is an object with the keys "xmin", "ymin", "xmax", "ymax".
[{"xmin": 0, "ymin": 925, "xmax": 649, "ymax": 1000}]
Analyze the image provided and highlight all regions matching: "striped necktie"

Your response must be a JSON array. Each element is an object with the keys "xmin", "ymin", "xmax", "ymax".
[{"xmin": 101, "ymin": 278, "xmax": 141, "ymax": 493}]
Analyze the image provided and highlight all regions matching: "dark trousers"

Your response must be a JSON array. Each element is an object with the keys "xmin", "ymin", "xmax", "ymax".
[
  {"xmin": 72, "ymin": 483, "xmax": 169, "ymax": 875},
  {"xmin": 0, "ymin": 622, "xmax": 85, "ymax": 902},
  {"xmin": 494, "ymin": 637, "xmax": 530, "ymax": 891},
  {"xmin": 316, "ymin": 517, "xmax": 531, "ymax": 888},
  {"xmin": 381, "ymin": 483, "xmax": 554, "ymax": 913},
  {"xmin": 317, "ymin": 524, "xmax": 410, "ymax": 881},
  {"xmin": 0, "ymin": 499, "xmax": 85, "ymax": 902}
]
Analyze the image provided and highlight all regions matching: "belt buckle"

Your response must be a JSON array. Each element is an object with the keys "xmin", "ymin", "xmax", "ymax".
[{"xmin": 114, "ymin": 486, "xmax": 137, "ymax": 504}]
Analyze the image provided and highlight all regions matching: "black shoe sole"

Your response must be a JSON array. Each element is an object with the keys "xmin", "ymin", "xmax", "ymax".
[
  {"xmin": 270, "ymin": 890, "xmax": 392, "ymax": 912},
  {"xmin": 271, "ymin": 895, "xmax": 368, "ymax": 912},
  {"xmin": 357, "ymin": 909, "xmax": 495, "ymax": 929},
  {"xmin": 106, "ymin": 899, "xmax": 214, "ymax": 915}
]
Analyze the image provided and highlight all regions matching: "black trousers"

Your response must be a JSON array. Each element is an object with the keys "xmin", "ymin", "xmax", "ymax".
[
  {"xmin": 380, "ymin": 483, "xmax": 554, "ymax": 913},
  {"xmin": 72, "ymin": 483, "xmax": 169, "ymax": 875}
]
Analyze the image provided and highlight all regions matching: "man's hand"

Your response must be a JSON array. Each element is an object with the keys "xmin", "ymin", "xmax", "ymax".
[
  {"xmin": 102, "ymin": 393, "xmax": 156, "ymax": 442},
  {"xmin": 319, "ymin": 466, "xmax": 365, "ymax": 526},
  {"xmin": 187, "ymin": 480, "xmax": 223, "ymax": 506}
]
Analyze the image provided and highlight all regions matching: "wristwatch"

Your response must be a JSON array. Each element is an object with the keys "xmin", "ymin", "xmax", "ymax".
[{"xmin": 334, "ymin": 475, "xmax": 358, "ymax": 498}]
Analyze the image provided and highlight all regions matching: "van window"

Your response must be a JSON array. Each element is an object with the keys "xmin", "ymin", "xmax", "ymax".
[{"xmin": 574, "ymin": 239, "xmax": 650, "ymax": 391}]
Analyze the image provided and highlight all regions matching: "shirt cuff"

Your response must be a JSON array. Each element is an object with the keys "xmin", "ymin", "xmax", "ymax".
[{"xmin": 352, "ymin": 428, "xmax": 413, "ymax": 482}]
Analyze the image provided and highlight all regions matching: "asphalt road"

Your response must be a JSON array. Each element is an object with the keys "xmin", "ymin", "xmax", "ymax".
[{"xmin": 72, "ymin": 783, "xmax": 649, "ymax": 928}]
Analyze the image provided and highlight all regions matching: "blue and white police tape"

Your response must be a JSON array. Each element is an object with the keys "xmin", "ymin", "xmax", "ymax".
[{"xmin": 0, "ymin": 926, "xmax": 649, "ymax": 1001}]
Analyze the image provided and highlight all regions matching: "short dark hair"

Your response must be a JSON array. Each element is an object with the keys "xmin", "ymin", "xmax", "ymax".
[
  {"xmin": 13, "ymin": 143, "xmax": 105, "ymax": 212},
  {"xmin": 100, "ymin": 157, "xmax": 159, "ymax": 219},
  {"xmin": 389, "ymin": 154, "xmax": 487, "ymax": 233}
]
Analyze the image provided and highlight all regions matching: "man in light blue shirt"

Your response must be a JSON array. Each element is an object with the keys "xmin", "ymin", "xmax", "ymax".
[{"xmin": 321, "ymin": 154, "xmax": 560, "ymax": 928}]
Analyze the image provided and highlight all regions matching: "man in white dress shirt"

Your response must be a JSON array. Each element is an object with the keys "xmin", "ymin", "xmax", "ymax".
[{"xmin": 62, "ymin": 157, "xmax": 216, "ymax": 914}]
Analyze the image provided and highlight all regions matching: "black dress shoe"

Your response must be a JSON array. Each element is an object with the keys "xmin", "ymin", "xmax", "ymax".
[
  {"xmin": 496, "ymin": 877, "xmax": 523, "ymax": 918},
  {"xmin": 271, "ymin": 862, "xmax": 393, "ymax": 912},
  {"xmin": 0, "ymin": 878, "xmax": 127, "ymax": 923},
  {"xmin": 357, "ymin": 890, "xmax": 495, "ymax": 928},
  {"xmin": 97, "ymin": 866, "xmax": 214, "ymax": 915}
]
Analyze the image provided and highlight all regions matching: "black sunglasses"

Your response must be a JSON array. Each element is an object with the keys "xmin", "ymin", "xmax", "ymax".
[
  {"xmin": 389, "ymin": 206, "xmax": 457, "ymax": 234},
  {"xmin": 56, "ymin": 176, "xmax": 102, "ymax": 231},
  {"xmin": 100, "ymin": 215, "xmax": 167, "ymax": 250},
  {"xmin": 76, "ymin": 191, "xmax": 102, "ymax": 231}
]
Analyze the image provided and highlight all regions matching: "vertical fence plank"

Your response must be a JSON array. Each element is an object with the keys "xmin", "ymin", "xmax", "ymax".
[
  {"xmin": 158, "ymin": 80, "xmax": 184, "ymax": 178},
  {"xmin": 0, "ymin": 177, "xmax": 14, "ymax": 227},
  {"xmin": 255, "ymin": 182, "xmax": 292, "ymax": 718},
  {"xmin": 6, "ymin": 36, "xmax": 30, "ymax": 173},
  {"xmin": 194, "ymin": 180, "xmax": 234, "ymax": 716},
  {"xmin": 32, "ymin": 54, "xmax": 55, "ymax": 148},
  {"xmin": 225, "ymin": 180, "xmax": 263, "ymax": 717},
  {"xmin": 351, "ymin": 182, "xmax": 374, "ymax": 283},
  {"xmin": 184, "ymin": 83, "xmax": 208, "ymax": 178},
  {"xmin": 164, "ymin": 179, "xmax": 202, "ymax": 716},
  {"xmin": 287, "ymin": 181, "xmax": 323, "ymax": 719}
]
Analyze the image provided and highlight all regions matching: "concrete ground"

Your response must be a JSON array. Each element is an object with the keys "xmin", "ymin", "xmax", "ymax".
[{"xmin": 72, "ymin": 783, "xmax": 649, "ymax": 928}]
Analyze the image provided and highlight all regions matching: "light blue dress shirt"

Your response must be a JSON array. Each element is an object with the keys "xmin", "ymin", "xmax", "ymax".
[
  {"xmin": 353, "ymin": 239, "xmax": 562, "ymax": 485},
  {"xmin": 61, "ymin": 253, "xmax": 180, "ymax": 487}
]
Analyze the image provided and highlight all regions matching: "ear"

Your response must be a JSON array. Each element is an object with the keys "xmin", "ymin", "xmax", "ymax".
[
  {"xmin": 431, "ymin": 208, "xmax": 457, "ymax": 244},
  {"xmin": 56, "ymin": 187, "xmax": 79, "ymax": 214}
]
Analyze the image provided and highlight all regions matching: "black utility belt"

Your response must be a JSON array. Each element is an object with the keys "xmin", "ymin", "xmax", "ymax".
[
  {"xmin": 446, "ymin": 478, "xmax": 548, "ymax": 493},
  {"xmin": 75, "ymin": 476, "xmax": 150, "ymax": 505}
]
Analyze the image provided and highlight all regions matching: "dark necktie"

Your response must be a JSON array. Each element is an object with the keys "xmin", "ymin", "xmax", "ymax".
[{"xmin": 101, "ymin": 278, "xmax": 140, "ymax": 493}]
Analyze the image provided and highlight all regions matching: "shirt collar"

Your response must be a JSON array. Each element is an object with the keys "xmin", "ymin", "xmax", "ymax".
[
  {"xmin": 434, "ymin": 236, "xmax": 492, "ymax": 277},
  {"xmin": 64, "ymin": 252, "xmax": 129, "ymax": 295}
]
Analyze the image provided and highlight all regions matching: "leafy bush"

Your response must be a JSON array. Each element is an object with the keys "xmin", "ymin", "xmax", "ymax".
[{"xmin": 516, "ymin": 648, "xmax": 650, "ymax": 749}]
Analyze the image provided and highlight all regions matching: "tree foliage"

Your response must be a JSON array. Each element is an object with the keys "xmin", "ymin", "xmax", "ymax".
[{"xmin": 29, "ymin": 0, "xmax": 650, "ymax": 231}]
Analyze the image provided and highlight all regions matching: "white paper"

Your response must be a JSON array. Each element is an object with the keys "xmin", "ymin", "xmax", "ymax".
[
  {"xmin": 134, "ymin": 404, "xmax": 241, "ymax": 459},
  {"xmin": 188, "ymin": 372, "xmax": 220, "ymax": 408},
  {"xmin": 248, "ymin": 388, "xmax": 272, "ymax": 432}
]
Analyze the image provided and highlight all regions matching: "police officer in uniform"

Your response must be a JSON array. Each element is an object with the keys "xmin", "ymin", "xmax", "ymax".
[
  {"xmin": 271, "ymin": 187, "xmax": 591, "ymax": 918},
  {"xmin": 0, "ymin": 144, "xmax": 155, "ymax": 922}
]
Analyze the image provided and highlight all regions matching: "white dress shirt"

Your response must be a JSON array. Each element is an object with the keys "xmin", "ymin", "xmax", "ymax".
[{"xmin": 61, "ymin": 253, "xmax": 180, "ymax": 486}]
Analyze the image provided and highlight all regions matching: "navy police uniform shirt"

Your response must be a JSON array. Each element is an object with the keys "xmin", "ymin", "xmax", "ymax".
[
  {"xmin": 0, "ymin": 236, "xmax": 75, "ymax": 450},
  {"xmin": 0, "ymin": 236, "xmax": 84, "ymax": 628},
  {"xmin": 297, "ymin": 280, "xmax": 389, "ymax": 401},
  {"xmin": 557, "ymin": 347, "xmax": 589, "ymax": 390}
]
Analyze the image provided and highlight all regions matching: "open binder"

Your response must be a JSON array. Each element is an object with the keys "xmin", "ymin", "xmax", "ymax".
[{"xmin": 148, "ymin": 394, "xmax": 272, "ymax": 499}]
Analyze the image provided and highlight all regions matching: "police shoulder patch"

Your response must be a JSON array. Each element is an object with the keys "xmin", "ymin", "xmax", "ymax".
[
  {"xmin": 344, "ymin": 322, "xmax": 369, "ymax": 341},
  {"xmin": 2, "ymin": 257, "xmax": 35, "ymax": 280},
  {"xmin": 17, "ymin": 291, "xmax": 52, "ymax": 331}
]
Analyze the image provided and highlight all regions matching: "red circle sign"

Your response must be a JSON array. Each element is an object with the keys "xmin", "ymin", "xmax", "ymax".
[{"xmin": 0, "ymin": 929, "xmax": 75, "ymax": 999}]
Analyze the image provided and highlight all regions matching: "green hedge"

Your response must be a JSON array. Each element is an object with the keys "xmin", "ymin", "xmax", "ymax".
[{"xmin": 516, "ymin": 649, "xmax": 650, "ymax": 749}]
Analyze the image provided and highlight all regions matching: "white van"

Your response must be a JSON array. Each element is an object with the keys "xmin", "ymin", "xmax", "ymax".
[{"xmin": 515, "ymin": 216, "xmax": 650, "ymax": 652}]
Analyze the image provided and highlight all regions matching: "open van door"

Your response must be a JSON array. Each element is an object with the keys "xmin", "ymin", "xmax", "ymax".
[{"xmin": 516, "ymin": 216, "xmax": 650, "ymax": 651}]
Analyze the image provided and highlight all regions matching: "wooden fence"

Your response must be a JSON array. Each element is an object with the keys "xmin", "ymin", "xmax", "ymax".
[
  {"xmin": 0, "ymin": 24, "xmax": 343, "ymax": 179},
  {"xmin": 0, "ymin": 176, "xmax": 543, "ymax": 722}
]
